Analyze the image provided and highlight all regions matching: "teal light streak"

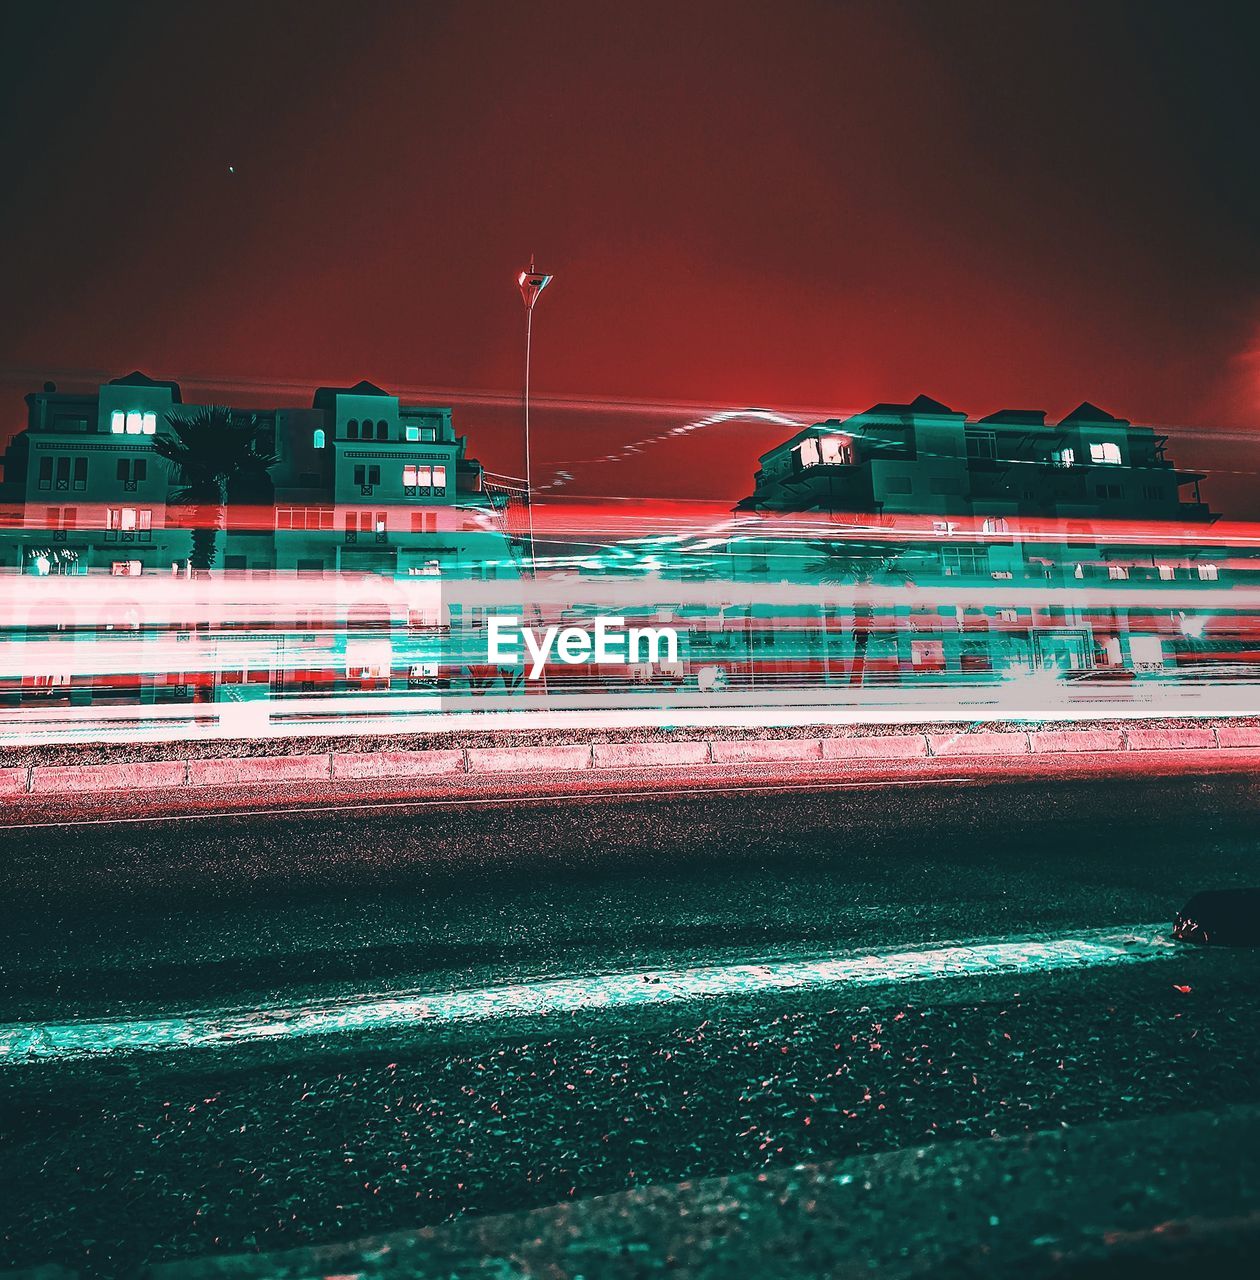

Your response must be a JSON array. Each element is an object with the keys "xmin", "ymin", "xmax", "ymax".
[{"xmin": 0, "ymin": 926, "xmax": 1172, "ymax": 1065}]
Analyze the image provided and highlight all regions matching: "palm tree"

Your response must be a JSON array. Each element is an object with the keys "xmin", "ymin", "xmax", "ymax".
[
  {"xmin": 155, "ymin": 406, "xmax": 278, "ymax": 572},
  {"xmin": 807, "ymin": 539, "xmax": 923, "ymax": 685}
]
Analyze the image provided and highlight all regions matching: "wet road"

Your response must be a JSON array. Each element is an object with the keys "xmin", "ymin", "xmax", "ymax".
[{"xmin": 2, "ymin": 768, "xmax": 1260, "ymax": 1275}]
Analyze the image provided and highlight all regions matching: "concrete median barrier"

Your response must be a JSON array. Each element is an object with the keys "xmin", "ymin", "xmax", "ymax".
[
  {"xmin": 709, "ymin": 738, "xmax": 823, "ymax": 764},
  {"xmin": 593, "ymin": 740, "xmax": 711, "ymax": 770},
  {"xmin": 1124, "ymin": 727, "xmax": 1217, "ymax": 751},
  {"xmin": 928, "ymin": 731, "xmax": 1030, "ymax": 757},
  {"xmin": 187, "ymin": 754, "xmax": 332, "ymax": 787},
  {"xmin": 332, "ymin": 749, "xmax": 467, "ymax": 780},
  {"xmin": 467, "ymin": 744, "xmax": 593, "ymax": 774},
  {"xmin": 0, "ymin": 766, "xmax": 31, "ymax": 797},
  {"xmin": 1030, "ymin": 728, "xmax": 1125, "ymax": 754},
  {"xmin": 821, "ymin": 734, "xmax": 930, "ymax": 760},
  {"xmin": 32, "ymin": 760, "xmax": 187, "ymax": 794},
  {"xmin": 1214, "ymin": 725, "xmax": 1260, "ymax": 749}
]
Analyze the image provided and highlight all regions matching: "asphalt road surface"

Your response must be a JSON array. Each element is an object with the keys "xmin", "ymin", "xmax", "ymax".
[{"xmin": 3, "ymin": 765, "xmax": 1260, "ymax": 1276}]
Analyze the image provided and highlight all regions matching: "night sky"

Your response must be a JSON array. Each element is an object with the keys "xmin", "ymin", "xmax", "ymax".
[{"xmin": 2, "ymin": 0, "xmax": 1259, "ymax": 508}]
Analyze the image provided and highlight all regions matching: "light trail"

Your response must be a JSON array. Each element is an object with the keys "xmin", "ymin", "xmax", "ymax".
[{"xmin": 0, "ymin": 925, "xmax": 1173, "ymax": 1066}]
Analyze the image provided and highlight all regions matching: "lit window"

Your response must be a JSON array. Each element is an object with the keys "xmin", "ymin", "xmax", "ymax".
[
  {"xmin": 1090, "ymin": 441, "xmax": 1121, "ymax": 465},
  {"xmin": 111, "ymin": 560, "xmax": 142, "ymax": 576},
  {"xmin": 106, "ymin": 507, "xmax": 150, "ymax": 531},
  {"xmin": 406, "ymin": 426, "xmax": 420, "ymax": 442},
  {"xmin": 1107, "ymin": 564, "xmax": 1129, "ymax": 580},
  {"xmin": 1051, "ymin": 448, "xmax": 1074, "ymax": 467},
  {"xmin": 432, "ymin": 465, "xmax": 446, "ymax": 488},
  {"xmin": 313, "ymin": 429, "xmax": 326, "ymax": 449},
  {"xmin": 1198, "ymin": 563, "xmax": 1219, "ymax": 581},
  {"xmin": 818, "ymin": 435, "xmax": 854, "ymax": 465},
  {"xmin": 796, "ymin": 438, "xmax": 821, "ymax": 469},
  {"xmin": 403, "ymin": 464, "xmax": 420, "ymax": 485},
  {"xmin": 1158, "ymin": 565, "xmax": 1176, "ymax": 581},
  {"xmin": 142, "ymin": 412, "xmax": 156, "ymax": 435},
  {"xmin": 126, "ymin": 412, "xmax": 144, "ymax": 435},
  {"xmin": 110, "ymin": 411, "xmax": 125, "ymax": 434},
  {"xmin": 375, "ymin": 512, "xmax": 386, "ymax": 533}
]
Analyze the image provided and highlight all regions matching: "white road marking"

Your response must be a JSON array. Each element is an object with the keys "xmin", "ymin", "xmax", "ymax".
[
  {"xmin": 0, "ymin": 776, "xmax": 978, "ymax": 831},
  {"xmin": 0, "ymin": 924, "xmax": 1173, "ymax": 1066}
]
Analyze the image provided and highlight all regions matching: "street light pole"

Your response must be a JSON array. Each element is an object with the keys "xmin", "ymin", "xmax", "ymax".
[{"xmin": 517, "ymin": 257, "xmax": 553, "ymax": 575}]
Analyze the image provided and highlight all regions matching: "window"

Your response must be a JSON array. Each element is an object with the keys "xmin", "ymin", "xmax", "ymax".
[
  {"xmin": 117, "ymin": 459, "xmax": 129, "ymax": 481},
  {"xmin": 107, "ymin": 507, "xmax": 151, "ymax": 531},
  {"xmin": 313, "ymin": 429, "xmax": 326, "ymax": 449},
  {"xmin": 432, "ymin": 465, "xmax": 446, "ymax": 489},
  {"xmin": 276, "ymin": 506, "xmax": 334, "ymax": 530},
  {"xmin": 376, "ymin": 420, "xmax": 389, "ymax": 440},
  {"xmin": 368, "ymin": 465, "xmax": 380, "ymax": 485},
  {"xmin": 361, "ymin": 422, "xmax": 374, "ymax": 440},
  {"xmin": 354, "ymin": 465, "xmax": 366, "ymax": 485},
  {"xmin": 1090, "ymin": 441, "xmax": 1122, "ymax": 464},
  {"xmin": 1095, "ymin": 483, "xmax": 1123, "ymax": 500},
  {"xmin": 403, "ymin": 464, "xmax": 421, "ymax": 486},
  {"xmin": 375, "ymin": 511, "xmax": 387, "ymax": 533},
  {"xmin": 105, "ymin": 409, "xmax": 153, "ymax": 435},
  {"xmin": 795, "ymin": 439, "xmax": 821, "ymax": 469},
  {"xmin": 406, "ymin": 426, "xmax": 420, "ymax": 442},
  {"xmin": 966, "ymin": 431, "xmax": 997, "ymax": 460},
  {"xmin": 1107, "ymin": 564, "xmax": 1129, "ymax": 580},
  {"xmin": 981, "ymin": 517, "xmax": 1010, "ymax": 535},
  {"xmin": 56, "ymin": 457, "xmax": 70, "ymax": 487},
  {"xmin": 411, "ymin": 512, "xmax": 438, "ymax": 533},
  {"xmin": 37, "ymin": 457, "xmax": 52, "ymax": 490},
  {"xmin": 941, "ymin": 547, "xmax": 987, "ymax": 576},
  {"xmin": 884, "ymin": 475, "xmax": 912, "ymax": 494},
  {"xmin": 1158, "ymin": 565, "xmax": 1176, "ymax": 581},
  {"xmin": 1142, "ymin": 484, "xmax": 1165, "ymax": 501},
  {"xmin": 347, "ymin": 420, "xmax": 359, "ymax": 439},
  {"xmin": 818, "ymin": 435, "xmax": 854, "ymax": 465},
  {"xmin": 1051, "ymin": 447, "xmax": 1075, "ymax": 468},
  {"xmin": 111, "ymin": 560, "xmax": 142, "ymax": 576},
  {"xmin": 405, "ymin": 425, "xmax": 436, "ymax": 442},
  {"xmin": 1198, "ymin": 563, "xmax": 1219, "ymax": 581}
]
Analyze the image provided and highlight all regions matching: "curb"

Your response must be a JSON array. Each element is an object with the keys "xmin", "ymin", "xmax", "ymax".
[{"xmin": 3, "ymin": 723, "xmax": 1254, "ymax": 798}]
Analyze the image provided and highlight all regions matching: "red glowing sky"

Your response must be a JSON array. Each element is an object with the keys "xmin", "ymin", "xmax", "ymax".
[{"xmin": 1, "ymin": 1, "xmax": 1259, "ymax": 507}]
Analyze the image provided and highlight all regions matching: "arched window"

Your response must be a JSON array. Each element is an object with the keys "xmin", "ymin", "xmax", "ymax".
[
  {"xmin": 361, "ymin": 422, "xmax": 374, "ymax": 440},
  {"xmin": 313, "ymin": 428, "xmax": 326, "ymax": 449},
  {"xmin": 347, "ymin": 420, "xmax": 359, "ymax": 440},
  {"xmin": 377, "ymin": 420, "xmax": 390, "ymax": 440}
]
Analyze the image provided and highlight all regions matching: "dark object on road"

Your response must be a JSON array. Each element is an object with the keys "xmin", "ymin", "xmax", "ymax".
[{"xmin": 1174, "ymin": 889, "xmax": 1260, "ymax": 945}]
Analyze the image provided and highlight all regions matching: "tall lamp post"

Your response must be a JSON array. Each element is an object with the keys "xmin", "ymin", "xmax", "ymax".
[{"xmin": 517, "ymin": 257, "xmax": 553, "ymax": 573}]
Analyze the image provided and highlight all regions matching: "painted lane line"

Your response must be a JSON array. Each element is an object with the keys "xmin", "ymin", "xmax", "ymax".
[
  {"xmin": 0, "ymin": 925, "xmax": 1172, "ymax": 1066},
  {"xmin": 0, "ymin": 776, "xmax": 978, "ymax": 831}
]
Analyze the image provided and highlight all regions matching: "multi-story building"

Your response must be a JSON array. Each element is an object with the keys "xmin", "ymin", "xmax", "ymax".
[
  {"xmin": 736, "ymin": 394, "xmax": 1210, "ymax": 523},
  {"xmin": 0, "ymin": 372, "xmax": 521, "ymax": 579}
]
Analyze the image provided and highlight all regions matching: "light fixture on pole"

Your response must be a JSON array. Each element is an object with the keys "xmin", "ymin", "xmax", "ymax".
[{"xmin": 517, "ymin": 256, "xmax": 552, "ymax": 573}]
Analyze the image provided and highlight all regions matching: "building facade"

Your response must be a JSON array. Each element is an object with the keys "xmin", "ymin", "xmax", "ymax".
[{"xmin": 0, "ymin": 372, "xmax": 522, "ymax": 580}]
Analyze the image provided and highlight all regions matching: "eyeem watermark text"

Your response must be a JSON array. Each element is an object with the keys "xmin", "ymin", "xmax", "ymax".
[{"xmin": 488, "ymin": 616, "xmax": 679, "ymax": 680}]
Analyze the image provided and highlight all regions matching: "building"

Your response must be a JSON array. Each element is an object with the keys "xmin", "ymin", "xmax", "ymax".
[
  {"xmin": 0, "ymin": 372, "xmax": 522, "ymax": 580},
  {"xmin": 736, "ymin": 394, "xmax": 1210, "ymax": 522}
]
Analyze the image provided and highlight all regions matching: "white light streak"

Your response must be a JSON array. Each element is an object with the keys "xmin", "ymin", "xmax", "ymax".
[{"xmin": 0, "ymin": 926, "xmax": 1172, "ymax": 1065}]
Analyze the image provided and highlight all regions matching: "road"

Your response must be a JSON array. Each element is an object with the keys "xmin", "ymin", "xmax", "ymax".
[{"xmin": 3, "ymin": 764, "xmax": 1260, "ymax": 1275}]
